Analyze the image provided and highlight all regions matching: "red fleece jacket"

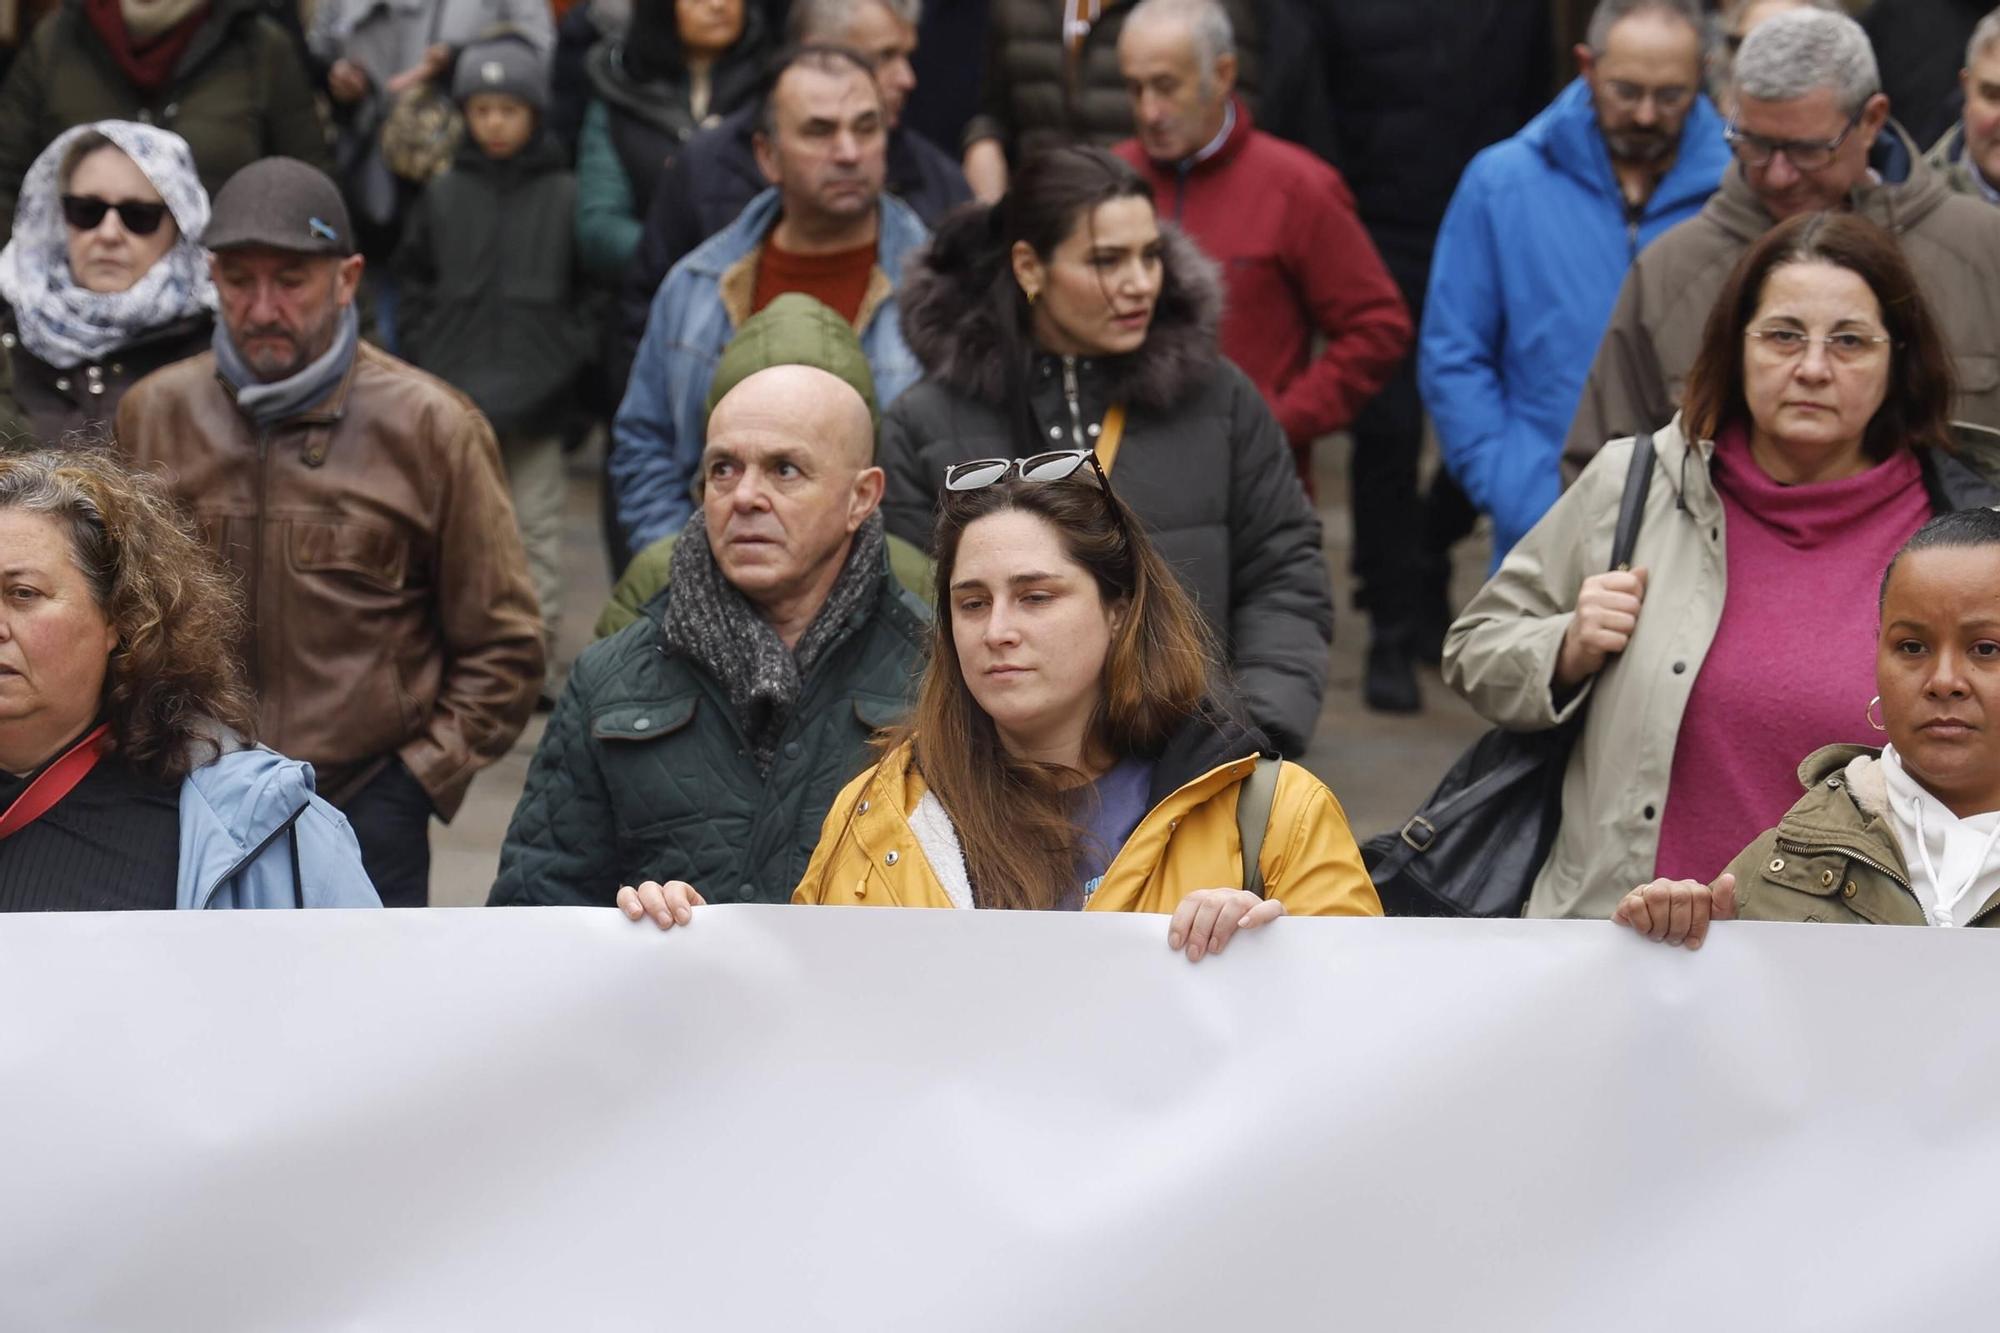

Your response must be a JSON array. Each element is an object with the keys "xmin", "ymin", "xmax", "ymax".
[{"xmin": 1116, "ymin": 103, "xmax": 1411, "ymax": 454}]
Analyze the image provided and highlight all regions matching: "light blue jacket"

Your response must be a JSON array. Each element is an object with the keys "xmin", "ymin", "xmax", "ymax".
[
  {"xmin": 1420, "ymin": 78, "xmax": 1729, "ymax": 564},
  {"xmin": 177, "ymin": 739, "xmax": 380, "ymax": 909},
  {"xmin": 608, "ymin": 187, "xmax": 928, "ymax": 550}
]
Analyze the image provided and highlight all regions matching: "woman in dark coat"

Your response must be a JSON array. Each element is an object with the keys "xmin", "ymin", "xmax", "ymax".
[{"xmin": 879, "ymin": 145, "xmax": 1333, "ymax": 757}]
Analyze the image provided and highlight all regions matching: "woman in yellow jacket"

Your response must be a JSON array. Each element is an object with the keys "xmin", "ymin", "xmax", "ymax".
[{"xmin": 620, "ymin": 450, "xmax": 1381, "ymax": 959}]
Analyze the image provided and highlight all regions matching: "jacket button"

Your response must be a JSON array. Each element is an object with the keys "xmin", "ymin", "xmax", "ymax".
[
  {"xmin": 884, "ymin": 851, "xmax": 899, "ymax": 867},
  {"xmin": 88, "ymin": 382, "xmax": 103, "ymax": 395},
  {"xmin": 632, "ymin": 717, "xmax": 650, "ymax": 731},
  {"xmin": 1642, "ymin": 805, "xmax": 1655, "ymax": 820},
  {"xmin": 1769, "ymin": 857, "xmax": 1786, "ymax": 873},
  {"xmin": 738, "ymin": 882, "xmax": 754, "ymax": 900},
  {"xmin": 1048, "ymin": 426, "xmax": 1062, "ymax": 439},
  {"xmin": 1820, "ymin": 869, "xmax": 1834, "ymax": 886},
  {"xmin": 1843, "ymin": 882, "xmax": 1857, "ymax": 899},
  {"xmin": 783, "ymin": 741, "xmax": 801, "ymax": 759},
  {"xmin": 1, "ymin": 333, "xmax": 14, "ymax": 348},
  {"xmin": 54, "ymin": 377, "xmax": 68, "ymax": 391},
  {"xmin": 1671, "ymin": 661, "xmax": 1686, "ymax": 674},
  {"xmin": 1087, "ymin": 422, "xmax": 1101, "ymax": 437},
  {"xmin": 857, "ymin": 799, "xmax": 870, "ymax": 814}
]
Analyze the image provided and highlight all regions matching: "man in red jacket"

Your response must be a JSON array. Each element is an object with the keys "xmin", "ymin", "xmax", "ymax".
[{"xmin": 1113, "ymin": 0, "xmax": 1418, "ymax": 710}]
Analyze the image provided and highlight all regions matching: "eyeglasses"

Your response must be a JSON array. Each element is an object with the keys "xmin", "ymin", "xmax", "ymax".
[
  {"xmin": 1724, "ymin": 106, "xmax": 1866, "ymax": 171},
  {"xmin": 1746, "ymin": 326, "xmax": 1893, "ymax": 363},
  {"xmin": 60, "ymin": 194, "xmax": 169, "ymax": 236},
  {"xmin": 1601, "ymin": 79, "xmax": 1693, "ymax": 113}
]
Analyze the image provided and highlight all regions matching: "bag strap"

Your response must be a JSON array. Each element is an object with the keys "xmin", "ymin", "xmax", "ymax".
[
  {"xmin": 1094, "ymin": 404, "xmax": 1127, "ymax": 474},
  {"xmin": 1236, "ymin": 756, "xmax": 1281, "ymax": 899},
  {"xmin": 0, "ymin": 722, "xmax": 112, "ymax": 839},
  {"xmin": 1609, "ymin": 431, "xmax": 1655, "ymax": 573}
]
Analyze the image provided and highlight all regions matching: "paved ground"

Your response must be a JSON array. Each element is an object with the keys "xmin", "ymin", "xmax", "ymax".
[{"xmin": 429, "ymin": 438, "xmax": 1495, "ymax": 906}]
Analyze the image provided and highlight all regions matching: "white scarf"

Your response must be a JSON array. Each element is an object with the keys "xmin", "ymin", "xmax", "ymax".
[
  {"xmin": 0, "ymin": 121, "xmax": 215, "ymax": 370},
  {"xmin": 1880, "ymin": 744, "xmax": 2000, "ymax": 927}
]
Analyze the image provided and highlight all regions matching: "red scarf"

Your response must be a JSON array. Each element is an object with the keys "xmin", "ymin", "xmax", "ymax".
[{"xmin": 83, "ymin": 0, "xmax": 212, "ymax": 97}]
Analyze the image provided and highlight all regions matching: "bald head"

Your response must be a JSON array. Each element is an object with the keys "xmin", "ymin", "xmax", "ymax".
[
  {"xmin": 709, "ymin": 364, "xmax": 875, "ymax": 470},
  {"xmin": 701, "ymin": 365, "xmax": 886, "ymax": 629}
]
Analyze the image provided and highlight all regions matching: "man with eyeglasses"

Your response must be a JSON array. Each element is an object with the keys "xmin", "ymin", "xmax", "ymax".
[
  {"xmin": 1566, "ymin": 7, "xmax": 2000, "ymax": 474},
  {"xmin": 1421, "ymin": 0, "xmax": 1727, "ymax": 569}
]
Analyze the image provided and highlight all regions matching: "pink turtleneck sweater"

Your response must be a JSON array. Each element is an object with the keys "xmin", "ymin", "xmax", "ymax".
[{"xmin": 1653, "ymin": 425, "xmax": 1931, "ymax": 883}]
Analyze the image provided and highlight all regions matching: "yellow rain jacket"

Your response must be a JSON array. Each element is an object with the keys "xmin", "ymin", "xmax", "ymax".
[{"xmin": 792, "ymin": 734, "xmax": 1381, "ymax": 917}]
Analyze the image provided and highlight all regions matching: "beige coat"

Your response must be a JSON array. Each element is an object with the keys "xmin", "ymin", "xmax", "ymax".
[
  {"xmin": 1562, "ymin": 123, "xmax": 2000, "ymax": 478},
  {"xmin": 1443, "ymin": 415, "xmax": 1996, "ymax": 918}
]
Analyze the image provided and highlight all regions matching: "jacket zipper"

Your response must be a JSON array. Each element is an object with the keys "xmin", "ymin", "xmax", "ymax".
[
  {"xmin": 1061, "ymin": 355, "xmax": 1085, "ymax": 450},
  {"xmin": 1774, "ymin": 834, "xmax": 1925, "ymax": 917},
  {"xmin": 251, "ymin": 426, "xmax": 270, "ymax": 693}
]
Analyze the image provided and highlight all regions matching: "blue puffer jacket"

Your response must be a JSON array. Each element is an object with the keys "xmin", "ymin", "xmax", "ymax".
[
  {"xmin": 1419, "ymin": 78, "xmax": 1729, "ymax": 564},
  {"xmin": 177, "ymin": 738, "xmax": 380, "ymax": 909},
  {"xmin": 608, "ymin": 187, "xmax": 928, "ymax": 550}
]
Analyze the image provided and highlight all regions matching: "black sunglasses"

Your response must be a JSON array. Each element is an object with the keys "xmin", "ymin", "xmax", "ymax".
[
  {"xmin": 942, "ymin": 449, "xmax": 1131, "ymax": 535},
  {"xmin": 60, "ymin": 194, "xmax": 169, "ymax": 236}
]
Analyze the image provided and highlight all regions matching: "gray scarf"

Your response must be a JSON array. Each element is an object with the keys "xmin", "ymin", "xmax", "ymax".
[
  {"xmin": 662, "ymin": 510, "xmax": 886, "ymax": 775},
  {"xmin": 213, "ymin": 304, "xmax": 360, "ymax": 426}
]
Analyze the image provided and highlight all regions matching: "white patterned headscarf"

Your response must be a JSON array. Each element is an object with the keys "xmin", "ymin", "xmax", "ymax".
[{"xmin": 0, "ymin": 121, "xmax": 216, "ymax": 370}]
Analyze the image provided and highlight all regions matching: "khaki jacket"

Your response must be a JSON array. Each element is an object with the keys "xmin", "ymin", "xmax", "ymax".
[
  {"xmin": 1727, "ymin": 745, "xmax": 2000, "ymax": 927},
  {"xmin": 792, "ymin": 737, "xmax": 1381, "ymax": 918},
  {"xmin": 1924, "ymin": 122, "xmax": 1992, "ymax": 202},
  {"xmin": 1443, "ymin": 415, "xmax": 1999, "ymax": 919},
  {"xmin": 116, "ymin": 341, "xmax": 545, "ymax": 818},
  {"xmin": 1563, "ymin": 124, "xmax": 2000, "ymax": 477}
]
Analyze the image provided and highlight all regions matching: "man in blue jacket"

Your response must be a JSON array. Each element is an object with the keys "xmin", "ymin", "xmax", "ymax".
[
  {"xmin": 609, "ymin": 45, "xmax": 928, "ymax": 556},
  {"xmin": 1419, "ymin": 0, "xmax": 1728, "ymax": 563}
]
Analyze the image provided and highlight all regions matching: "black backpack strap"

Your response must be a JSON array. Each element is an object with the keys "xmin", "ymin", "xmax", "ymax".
[{"xmin": 1609, "ymin": 432, "xmax": 1656, "ymax": 572}]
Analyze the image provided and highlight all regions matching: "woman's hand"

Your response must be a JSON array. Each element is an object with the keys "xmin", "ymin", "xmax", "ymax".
[
  {"xmin": 385, "ymin": 43, "xmax": 453, "ymax": 95},
  {"xmin": 327, "ymin": 58, "xmax": 371, "ymax": 103},
  {"xmin": 1613, "ymin": 873, "xmax": 1737, "ymax": 950},
  {"xmin": 1555, "ymin": 568, "xmax": 1648, "ymax": 689},
  {"xmin": 617, "ymin": 879, "xmax": 705, "ymax": 931},
  {"xmin": 1167, "ymin": 889, "xmax": 1286, "ymax": 963}
]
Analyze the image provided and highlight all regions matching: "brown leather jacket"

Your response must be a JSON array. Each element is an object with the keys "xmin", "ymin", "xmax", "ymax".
[{"xmin": 115, "ymin": 340, "xmax": 545, "ymax": 818}]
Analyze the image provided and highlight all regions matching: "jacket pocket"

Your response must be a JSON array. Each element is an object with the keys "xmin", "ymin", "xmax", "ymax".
[{"xmin": 290, "ymin": 518, "xmax": 409, "ymax": 593}]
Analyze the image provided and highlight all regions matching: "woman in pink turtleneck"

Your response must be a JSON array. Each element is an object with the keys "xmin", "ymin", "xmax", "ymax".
[{"xmin": 1445, "ymin": 210, "xmax": 2000, "ymax": 919}]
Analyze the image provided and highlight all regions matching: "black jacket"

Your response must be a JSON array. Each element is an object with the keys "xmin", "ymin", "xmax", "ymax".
[
  {"xmin": 613, "ymin": 105, "xmax": 970, "ymax": 388},
  {"xmin": 584, "ymin": 15, "xmax": 770, "ymax": 213},
  {"xmin": 488, "ymin": 556, "xmax": 928, "ymax": 908},
  {"xmin": 879, "ymin": 226, "xmax": 1334, "ymax": 757},
  {"xmin": 396, "ymin": 134, "xmax": 591, "ymax": 436},
  {"xmin": 1862, "ymin": 0, "xmax": 1990, "ymax": 152},
  {"xmin": 0, "ymin": 310, "xmax": 211, "ymax": 446}
]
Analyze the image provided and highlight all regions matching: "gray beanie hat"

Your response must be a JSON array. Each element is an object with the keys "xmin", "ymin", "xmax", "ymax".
[{"xmin": 453, "ymin": 34, "xmax": 548, "ymax": 111}]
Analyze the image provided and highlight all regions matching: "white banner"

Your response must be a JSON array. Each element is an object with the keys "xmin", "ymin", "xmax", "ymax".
[{"xmin": 0, "ymin": 906, "xmax": 1995, "ymax": 1331}]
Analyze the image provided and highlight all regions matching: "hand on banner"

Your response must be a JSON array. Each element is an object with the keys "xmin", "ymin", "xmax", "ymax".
[
  {"xmin": 1556, "ymin": 568, "xmax": 1648, "ymax": 688},
  {"xmin": 1613, "ymin": 872, "xmax": 1738, "ymax": 950},
  {"xmin": 618, "ymin": 879, "xmax": 706, "ymax": 931},
  {"xmin": 1167, "ymin": 889, "xmax": 1285, "ymax": 963}
]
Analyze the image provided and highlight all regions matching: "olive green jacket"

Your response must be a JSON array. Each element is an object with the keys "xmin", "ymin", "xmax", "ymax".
[{"xmin": 1727, "ymin": 745, "xmax": 2000, "ymax": 927}]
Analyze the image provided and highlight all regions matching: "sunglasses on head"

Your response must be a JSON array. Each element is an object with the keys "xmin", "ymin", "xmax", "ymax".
[
  {"xmin": 942, "ymin": 448, "xmax": 1130, "ymax": 534},
  {"xmin": 60, "ymin": 194, "xmax": 169, "ymax": 236}
]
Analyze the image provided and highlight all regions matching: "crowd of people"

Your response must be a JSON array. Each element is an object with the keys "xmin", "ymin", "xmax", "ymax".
[{"xmin": 0, "ymin": 0, "xmax": 1998, "ymax": 953}]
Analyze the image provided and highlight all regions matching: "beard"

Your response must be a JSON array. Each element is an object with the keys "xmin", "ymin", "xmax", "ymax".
[{"xmin": 1604, "ymin": 125, "xmax": 1676, "ymax": 164}]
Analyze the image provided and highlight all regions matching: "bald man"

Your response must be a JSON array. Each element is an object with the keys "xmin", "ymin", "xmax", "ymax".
[{"xmin": 490, "ymin": 365, "xmax": 929, "ymax": 908}]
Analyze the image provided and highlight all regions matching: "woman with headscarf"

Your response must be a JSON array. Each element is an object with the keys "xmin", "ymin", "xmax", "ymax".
[{"xmin": 0, "ymin": 121, "xmax": 212, "ymax": 444}]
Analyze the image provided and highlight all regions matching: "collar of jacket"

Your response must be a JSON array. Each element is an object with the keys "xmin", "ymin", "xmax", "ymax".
[
  {"xmin": 1528, "ymin": 77, "xmax": 1731, "ymax": 217},
  {"xmin": 825, "ymin": 719, "xmax": 1268, "ymax": 911},
  {"xmin": 449, "ymin": 129, "xmax": 566, "ymax": 179},
  {"xmin": 584, "ymin": 39, "xmax": 698, "ymax": 132},
  {"xmin": 1154, "ymin": 95, "xmax": 1253, "ymax": 177},
  {"xmin": 1705, "ymin": 118, "xmax": 1944, "ymax": 243},
  {"xmin": 706, "ymin": 188, "xmax": 921, "ymax": 335},
  {"xmin": 213, "ymin": 336, "xmax": 367, "ymax": 447},
  {"xmin": 899, "ymin": 221, "xmax": 1222, "ymax": 414}
]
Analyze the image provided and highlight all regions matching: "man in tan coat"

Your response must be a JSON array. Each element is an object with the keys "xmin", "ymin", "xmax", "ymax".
[
  {"xmin": 117, "ymin": 158, "xmax": 545, "ymax": 907},
  {"xmin": 1564, "ymin": 8, "xmax": 2000, "ymax": 474}
]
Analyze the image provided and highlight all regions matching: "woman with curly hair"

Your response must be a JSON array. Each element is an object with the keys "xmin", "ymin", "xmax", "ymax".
[{"xmin": 0, "ymin": 447, "xmax": 378, "ymax": 910}]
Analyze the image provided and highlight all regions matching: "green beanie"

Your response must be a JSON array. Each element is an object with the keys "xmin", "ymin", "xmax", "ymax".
[{"xmin": 704, "ymin": 293, "xmax": 880, "ymax": 428}]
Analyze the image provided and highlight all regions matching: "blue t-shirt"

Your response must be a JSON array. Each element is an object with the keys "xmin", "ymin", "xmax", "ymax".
[{"xmin": 1063, "ymin": 757, "xmax": 1155, "ymax": 910}]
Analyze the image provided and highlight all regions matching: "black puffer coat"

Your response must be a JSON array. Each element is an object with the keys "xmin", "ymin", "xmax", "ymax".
[
  {"xmin": 488, "ymin": 561, "xmax": 927, "ymax": 908},
  {"xmin": 0, "ymin": 309, "xmax": 210, "ymax": 446},
  {"xmin": 879, "ymin": 225, "xmax": 1333, "ymax": 757}
]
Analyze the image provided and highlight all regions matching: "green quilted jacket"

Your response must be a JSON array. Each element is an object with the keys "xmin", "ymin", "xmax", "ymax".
[{"xmin": 489, "ymin": 557, "xmax": 928, "ymax": 907}]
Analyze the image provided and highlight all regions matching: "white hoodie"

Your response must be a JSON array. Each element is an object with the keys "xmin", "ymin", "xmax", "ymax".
[{"xmin": 1877, "ymin": 745, "xmax": 2000, "ymax": 927}]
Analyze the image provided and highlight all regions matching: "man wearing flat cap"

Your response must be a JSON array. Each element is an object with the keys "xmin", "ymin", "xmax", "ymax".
[{"xmin": 116, "ymin": 156, "xmax": 545, "ymax": 907}]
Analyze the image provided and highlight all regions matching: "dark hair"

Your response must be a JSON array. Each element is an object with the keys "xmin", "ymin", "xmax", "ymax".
[
  {"xmin": 751, "ymin": 43, "xmax": 882, "ymax": 138},
  {"xmin": 1879, "ymin": 506, "xmax": 2000, "ymax": 613},
  {"xmin": 0, "ymin": 447, "xmax": 256, "ymax": 781},
  {"xmin": 58, "ymin": 131, "xmax": 117, "ymax": 191},
  {"xmin": 920, "ymin": 146, "xmax": 1161, "ymax": 453},
  {"xmin": 1680, "ymin": 211, "xmax": 1956, "ymax": 460},
  {"xmin": 880, "ymin": 471, "xmax": 1218, "ymax": 910}
]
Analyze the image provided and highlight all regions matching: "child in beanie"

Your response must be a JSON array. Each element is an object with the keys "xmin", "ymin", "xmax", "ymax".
[{"xmin": 397, "ymin": 32, "xmax": 587, "ymax": 683}]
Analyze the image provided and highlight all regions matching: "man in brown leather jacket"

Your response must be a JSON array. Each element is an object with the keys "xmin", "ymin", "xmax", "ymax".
[{"xmin": 116, "ymin": 158, "xmax": 545, "ymax": 907}]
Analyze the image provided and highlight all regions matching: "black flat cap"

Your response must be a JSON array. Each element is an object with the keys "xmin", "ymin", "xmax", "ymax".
[{"xmin": 203, "ymin": 157, "xmax": 354, "ymax": 256}]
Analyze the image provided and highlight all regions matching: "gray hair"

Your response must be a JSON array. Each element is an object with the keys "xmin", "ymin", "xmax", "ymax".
[
  {"xmin": 1969, "ymin": 7, "xmax": 2000, "ymax": 67},
  {"xmin": 788, "ymin": 0, "xmax": 921, "ymax": 43},
  {"xmin": 1125, "ymin": 0, "xmax": 1236, "ymax": 67},
  {"xmin": 1585, "ymin": 0, "xmax": 1703, "ymax": 54},
  {"xmin": 1734, "ymin": 9, "xmax": 1880, "ymax": 115}
]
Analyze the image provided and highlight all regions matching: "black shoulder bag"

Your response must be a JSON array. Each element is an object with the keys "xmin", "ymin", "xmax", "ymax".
[{"xmin": 1363, "ymin": 433, "xmax": 1656, "ymax": 917}]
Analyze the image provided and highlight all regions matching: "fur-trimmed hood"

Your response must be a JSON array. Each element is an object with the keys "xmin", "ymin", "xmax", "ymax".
[{"xmin": 897, "ymin": 222, "xmax": 1225, "ymax": 414}]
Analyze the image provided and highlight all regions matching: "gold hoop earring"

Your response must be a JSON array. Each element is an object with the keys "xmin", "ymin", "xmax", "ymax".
[
  {"xmin": 1866, "ymin": 695, "xmax": 1887, "ymax": 732},
  {"xmin": 1024, "ymin": 287, "xmax": 1039, "ymax": 306}
]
